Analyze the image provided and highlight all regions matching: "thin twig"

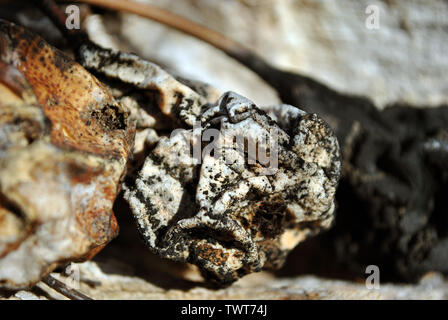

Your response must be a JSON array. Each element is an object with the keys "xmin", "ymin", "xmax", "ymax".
[
  {"xmin": 42, "ymin": 274, "xmax": 94, "ymax": 300},
  {"xmin": 70, "ymin": 0, "xmax": 250, "ymax": 59},
  {"xmin": 40, "ymin": 0, "xmax": 277, "ymax": 89}
]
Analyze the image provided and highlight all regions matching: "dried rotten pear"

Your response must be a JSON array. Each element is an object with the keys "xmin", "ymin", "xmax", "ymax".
[
  {"xmin": 124, "ymin": 91, "xmax": 341, "ymax": 285},
  {"xmin": 0, "ymin": 20, "xmax": 135, "ymax": 289}
]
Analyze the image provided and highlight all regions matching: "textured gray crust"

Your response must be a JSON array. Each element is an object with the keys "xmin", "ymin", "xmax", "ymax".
[
  {"xmin": 124, "ymin": 91, "xmax": 341, "ymax": 284},
  {"xmin": 78, "ymin": 43, "xmax": 206, "ymax": 127}
]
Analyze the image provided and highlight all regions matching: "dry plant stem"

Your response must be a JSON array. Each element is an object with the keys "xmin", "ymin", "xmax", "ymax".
[
  {"xmin": 46, "ymin": 0, "xmax": 281, "ymax": 92},
  {"xmin": 63, "ymin": 0, "xmax": 288, "ymax": 98},
  {"xmin": 70, "ymin": 0, "xmax": 246, "ymax": 55},
  {"xmin": 42, "ymin": 274, "xmax": 93, "ymax": 300}
]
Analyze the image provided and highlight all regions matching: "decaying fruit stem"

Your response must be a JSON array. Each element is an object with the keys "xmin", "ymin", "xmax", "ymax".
[
  {"xmin": 70, "ymin": 0, "xmax": 246, "ymax": 57},
  {"xmin": 47, "ymin": 0, "xmax": 267, "ymax": 79}
]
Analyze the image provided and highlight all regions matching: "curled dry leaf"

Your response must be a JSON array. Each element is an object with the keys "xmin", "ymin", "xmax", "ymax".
[
  {"xmin": 0, "ymin": 20, "xmax": 134, "ymax": 289},
  {"xmin": 124, "ymin": 91, "xmax": 341, "ymax": 284}
]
